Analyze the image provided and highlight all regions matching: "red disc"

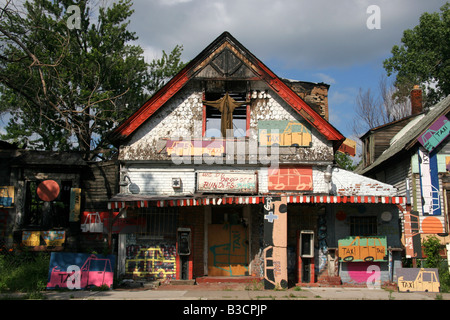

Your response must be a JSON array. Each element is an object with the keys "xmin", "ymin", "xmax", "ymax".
[{"xmin": 37, "ymin": 180, "xmax": 60, "ymax": 202}]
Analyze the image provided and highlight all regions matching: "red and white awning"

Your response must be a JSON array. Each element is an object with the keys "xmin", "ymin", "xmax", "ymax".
[{"xmin": 108, "ymin": 194, "xmax": 406, "ymax": 210}]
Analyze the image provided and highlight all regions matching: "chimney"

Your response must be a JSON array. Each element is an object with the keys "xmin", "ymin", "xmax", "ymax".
[{"xmin": 411, "ymin": 85, "xmax": 423, "ymax": 115}]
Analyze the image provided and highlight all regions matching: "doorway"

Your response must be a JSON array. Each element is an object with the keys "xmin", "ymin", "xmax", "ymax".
[{"xmin": 207, "ymin": 206, "xmax": 249, "ymax": 276}]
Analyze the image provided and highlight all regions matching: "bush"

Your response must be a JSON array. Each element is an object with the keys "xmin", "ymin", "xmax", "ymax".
[
  {"xmin": 421, "ymin": 235, "xmax": 450, "ymax": 293},
  {"xmin": 0, "ymin": 250, "xmax": 50, "ymax": 295}
]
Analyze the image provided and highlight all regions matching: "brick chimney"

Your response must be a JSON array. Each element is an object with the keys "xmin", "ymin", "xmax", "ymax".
[{"xmin": 411, "ymin": 85, "xmax": 423, "ymax": 115}]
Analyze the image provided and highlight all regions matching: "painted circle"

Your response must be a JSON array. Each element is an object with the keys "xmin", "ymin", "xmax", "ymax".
[
  {"xmin": 381, "ymin": 211, "xmax": 392, "ymax": 222},
  {"xmin": 37, "ymin": 180, "xmax": 60, "ymax": 201},
  {"xmin": 421, "ymin": 217, "xmax": 443, "ymax": 234}
]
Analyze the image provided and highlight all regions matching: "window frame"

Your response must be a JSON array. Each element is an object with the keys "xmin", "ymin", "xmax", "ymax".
[{"xmin": 202, "ymin": 91, "xmax": 250, "ymax": 138}]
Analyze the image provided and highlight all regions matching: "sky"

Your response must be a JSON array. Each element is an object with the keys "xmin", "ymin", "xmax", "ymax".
[
  {"xmin": 0, "ymin": 0, "xmax": 447, "ymax": 153},
  {"xmin": 126, "ymin": 0, "xmax": 447, "ymax": 144}
]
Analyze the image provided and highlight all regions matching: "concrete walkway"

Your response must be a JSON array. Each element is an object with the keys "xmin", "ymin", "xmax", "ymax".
[{"xmin": 35, "ymin": 284, "xmax": 448, "ymax": 301}]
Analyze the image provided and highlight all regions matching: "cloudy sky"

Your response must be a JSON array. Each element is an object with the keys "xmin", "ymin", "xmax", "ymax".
[{"xmin": 127, "ymin": 0, "xmax": 446, "ymax": 142}]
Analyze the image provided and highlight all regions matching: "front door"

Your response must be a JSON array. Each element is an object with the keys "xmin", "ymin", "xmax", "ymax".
[{"xmin": 207, "ymin": 223, "xmax": 249, "ymax": 276}]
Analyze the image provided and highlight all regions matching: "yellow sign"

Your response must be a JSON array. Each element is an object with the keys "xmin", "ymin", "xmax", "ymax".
[
  {"xmin": 258, "ymin": 121, "xmax": 312, "ymax": 147},
  {"xmin": 0, "ymin": 186, "xmax": 14, "ymax": 208},
  {"xmin": 397, "ymin": 268, "xmax": 440, "ymax": 293},
  {"xmin": 338, "ymin": 236, "xmax": 387, "ymax": 262},
  {"xmin": 22, "ymin": 231, "xmax": 41, "ymax": 246}
]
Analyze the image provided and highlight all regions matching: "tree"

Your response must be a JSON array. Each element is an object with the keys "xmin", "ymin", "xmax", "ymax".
[
  {"xmin": 147, "ymin": 45, "xmax": 186, "ymax": 96},
  {"xmin": 384, "ymin": 2, "xmax": 450, "ymax": 106},
  {"xmin": 352, "ymin": 76, "xmax": 410, "ymax": 137},
  {"xmin": 0, "ymin": 0, "xmax": 186, "ymax": 159},
  {"xmin": 335, "ymin": 152, "xmax": 357, "ymax": 171}
]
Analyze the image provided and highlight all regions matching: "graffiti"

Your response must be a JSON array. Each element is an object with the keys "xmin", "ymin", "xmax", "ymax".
[
  {"xmin": 47, "ymin": 252, "xmax": 115, "ymax": 289},
  {"xmin": 125, "ymin": 244, "xmax": 177, "ymax": 280},
  {"xmin": 208, "ymin": 224, "xmax": 248, "ymax": 276},
  {"xmin": 338, "ymin": 236, "xmax": 387, "ymax": 262},
  {"xmin": 317, "ymin": 214, "xmax": 328, "ymax": 274},
  {"xmin": 268, "ymin": 167, "xmax": 313, "ymax": 191}
]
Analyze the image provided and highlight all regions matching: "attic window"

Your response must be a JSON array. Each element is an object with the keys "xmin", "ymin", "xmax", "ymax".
[{"xmin": 203, "ymin": 92, "xmax": 249, "ymax": 138}]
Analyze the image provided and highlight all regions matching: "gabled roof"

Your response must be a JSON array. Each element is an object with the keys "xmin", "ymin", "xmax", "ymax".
[
  {"xmin": 108, "ymin": 31, "xmax": 345, "ymax": 147},
  {"xmin": 357, "ymin": 95, "xmax": 450, "ymax": 175}
]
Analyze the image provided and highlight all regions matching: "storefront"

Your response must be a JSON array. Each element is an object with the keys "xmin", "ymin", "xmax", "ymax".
[{"xmin": 106, "ymin": 193, "xmax": 405, "ymax": 287}]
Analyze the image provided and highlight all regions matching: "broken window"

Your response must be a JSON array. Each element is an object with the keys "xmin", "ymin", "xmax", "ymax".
[{"xmin": 203, "ymin": 82, "xmax": 249, "ymax": 138}]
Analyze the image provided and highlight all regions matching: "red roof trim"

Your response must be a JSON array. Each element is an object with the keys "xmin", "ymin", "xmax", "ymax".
[{"xmin": 110, "ymin": 32, "xmax": 345, "ymax": 144}]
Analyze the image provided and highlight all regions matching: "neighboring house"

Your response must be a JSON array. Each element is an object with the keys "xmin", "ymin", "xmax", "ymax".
[
  {"xmin": 106, "ymin": 32, "xmax": 405, "ymax": 288},
  {"xmin": 0, "ymin": 146, "xmax": 119, "ymax": 253},
  {"xmin": 357, "ymin": 87, "xmax": 450, "ymax": 262}
]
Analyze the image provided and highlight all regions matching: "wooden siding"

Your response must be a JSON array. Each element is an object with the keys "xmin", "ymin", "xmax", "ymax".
[{"xmin": 82, "ymin": 161, "xmax": 119, "ymax": 211}]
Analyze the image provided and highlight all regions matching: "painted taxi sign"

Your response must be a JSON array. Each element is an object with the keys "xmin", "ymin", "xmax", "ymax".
[
  {"xmin": 417, "ymin": 115, "xmax": 450, "ymax": 152},
  {"xmin": 338, "ymin": 236, "xmax": 387, "ymax": 262},
  {"xmin": 258, "ymin": 120, "xmax": 312, "ymax": 147},
  {"xmin": 397, "ymin": 268, "xmax": 440, "ymax": 293},
  {"xmin": 166, "ymin": 140, "xmax": 225, "ymax": 157}
]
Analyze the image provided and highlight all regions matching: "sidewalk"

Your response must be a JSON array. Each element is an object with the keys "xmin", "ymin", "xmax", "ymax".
[{"xmin": 38, "ymin": 283, "xmax": 448, "ymax": 301}]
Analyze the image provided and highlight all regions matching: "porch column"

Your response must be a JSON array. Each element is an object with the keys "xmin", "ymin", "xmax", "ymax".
[{"xmin": 262, "ymin": 196, "xmax": 288, "ymax": 289}]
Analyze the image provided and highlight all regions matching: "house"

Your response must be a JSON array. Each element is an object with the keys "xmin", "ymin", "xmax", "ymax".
[
  {"xmin": 356, "ymin": 87, "xmax": 450, "ymax": 263},
  {"xmin": 102, "ymin": 32, "xmax": 405, "ymax": 288},
  {"xmin": 0, "ymin": 144, "xmax": 119, "ymax": 253}
]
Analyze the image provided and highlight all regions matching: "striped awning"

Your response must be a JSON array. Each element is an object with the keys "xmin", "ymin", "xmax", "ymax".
[{"xmin": 107, "ymin": 194, "xmax": 406, "ymax": 210}]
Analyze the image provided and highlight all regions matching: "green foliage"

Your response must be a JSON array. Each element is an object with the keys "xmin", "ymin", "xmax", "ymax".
[
  {"xmin": 384, "ymin": 2, "xmax": 450, "ymax": 106},
  {"xmin": 335, "ymin": 152, "xmax": 357, "ymax": 171},
  {"xmin": 422, "ymin": 235, "xmax": 442, "ymax": 268},
  {"xmin": 0, "ymin": 251, "xmax": 50, "ymax": 295},
  {"xmin": 0, "ymin": 0, "xmax": 186, "ymax": 157},
  {"xmin": 421, "ymin": 235, "xmax": 450, "ymax": 293},
  {"xmin": 147, "ymin": 45, "xmax": 187, "ymax": 96}
]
